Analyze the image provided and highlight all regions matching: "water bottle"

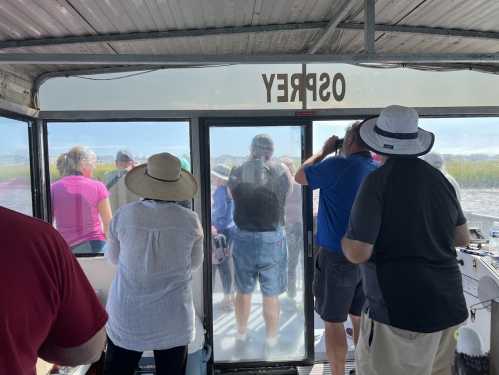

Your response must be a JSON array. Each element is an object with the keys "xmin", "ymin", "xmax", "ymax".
[{"xmin": 489, "ymin": 221, "xmax": 499, "ymax": 250}]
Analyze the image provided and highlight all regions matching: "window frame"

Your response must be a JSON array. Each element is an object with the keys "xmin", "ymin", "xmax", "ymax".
[
  {"xmin": 0, "ymin": 110, "xmax": 39, "ymax": 217},
  {"xmin": 44, "ymin": 118, "xmax": 192, "ymax": 257}
]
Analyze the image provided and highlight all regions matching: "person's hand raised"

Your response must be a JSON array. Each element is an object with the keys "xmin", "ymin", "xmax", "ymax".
[{"xmin": 322, "ymin": 135, "xmax": 340, "ymax": 156}]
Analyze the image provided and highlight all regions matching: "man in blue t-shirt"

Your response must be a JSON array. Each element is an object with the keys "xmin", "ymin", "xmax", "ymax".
[{"xmin": 295, "ymin": 122, "xmax": 377, "ymax": 375}]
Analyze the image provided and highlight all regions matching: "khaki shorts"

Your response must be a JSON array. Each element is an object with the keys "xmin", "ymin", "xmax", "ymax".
[{"xmin": 356, "ymin": 313, "xmax": 459, "ymax": 375}]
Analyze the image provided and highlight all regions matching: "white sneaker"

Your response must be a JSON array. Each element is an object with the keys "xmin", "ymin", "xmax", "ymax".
[
  {"xmin": 264, "ymin": 336, "xmax": 280, "ymax": 359},
  {"xmin": 235, "ymin": 331, "xmax": 248, "ymax": 342}
]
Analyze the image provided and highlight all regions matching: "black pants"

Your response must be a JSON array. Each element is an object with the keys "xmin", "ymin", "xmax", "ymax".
[{"xmin": 103, "ymin": 337, "xmax": 187, "ymax": 375}]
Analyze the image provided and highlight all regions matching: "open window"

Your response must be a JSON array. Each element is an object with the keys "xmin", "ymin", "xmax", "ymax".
[
  {"xmin": 0, "ymin": 116, "xmax": 32, "ymax": 216},
  {"xmin": 46, "ymin": 120, "xmax": 191, "ymax": 255}
]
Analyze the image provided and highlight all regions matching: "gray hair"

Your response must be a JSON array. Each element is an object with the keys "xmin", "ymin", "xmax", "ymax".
[{"xmin": 58, "ymin": 146, "xmax": 96, "ymax": 176}]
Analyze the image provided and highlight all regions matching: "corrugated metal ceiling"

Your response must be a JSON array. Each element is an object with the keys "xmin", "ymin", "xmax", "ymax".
[{"xmin": 1, "ymin": 0, "xmax": 499, "ymax": 86}]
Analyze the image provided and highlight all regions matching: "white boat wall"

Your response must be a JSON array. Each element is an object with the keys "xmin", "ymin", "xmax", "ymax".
[{"xmin": 457, "ymin": 246, "xmax": 499, "ymax": 354}]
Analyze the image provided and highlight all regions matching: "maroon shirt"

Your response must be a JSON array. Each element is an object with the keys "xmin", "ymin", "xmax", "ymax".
[{"xmin": 0, "ymin": 207, "xmax": 107, "ymax": 374}]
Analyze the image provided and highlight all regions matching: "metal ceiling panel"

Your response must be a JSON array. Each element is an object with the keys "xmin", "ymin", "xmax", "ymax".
[
  {"xmin": 1, "ymin": 0, "xmax": 499, "ymax": 99},
  {"xmin": 0, "ymin": 0, "xmax": 96, "ymax": 40},
  {"xmin": 399, "ymin": 0, "xmax": 499, "ymax": 31}
]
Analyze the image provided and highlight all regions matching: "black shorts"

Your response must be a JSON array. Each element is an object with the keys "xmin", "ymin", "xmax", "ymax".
[{"xmin": 313, "ymin": 247, "xmax": 365, "ymax": 323}]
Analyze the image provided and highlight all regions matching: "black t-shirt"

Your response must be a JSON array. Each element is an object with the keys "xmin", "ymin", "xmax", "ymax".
[{"xmin": 346, "ymin": 157, "xmax": 468, "ymax": 332}]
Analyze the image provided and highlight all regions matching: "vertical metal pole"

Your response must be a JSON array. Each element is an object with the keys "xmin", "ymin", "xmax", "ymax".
[
  {"xmin": 190, "ymin": 116, "xmax": 202, "ymax": 216},
  {"xmin": 197, "ymin": 117, "xmax": 214, "ymax": 375},
  {"xmin": 492, "ymin": 300, "xmax": 499, "ymax": 375},
  {"xmin": 28, "ymin": 120, "xmax": 41, "ymax": 218},
  {"xmin": 302, "ymin": 120, "xmax": 315, "ymax": 362},
  {"xmin": 301, "ymin": 63, "xmax": 307, "ymax": 110},
  {"xmin": 364, "ymin": 0, "xmax": 375, "ymax": 54},
  {"xmin": 28, "ymin": 119, "xmax": 50, "ymax": 221},
  {"xmin": 189, "ymin": 116, "xmax": 210, "ymax": 375}
]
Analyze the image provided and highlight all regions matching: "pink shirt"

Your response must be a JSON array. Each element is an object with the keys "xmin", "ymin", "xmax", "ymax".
[{"xmin": 51, "ymin": 175, "xmax": 109, "ymax": 247}]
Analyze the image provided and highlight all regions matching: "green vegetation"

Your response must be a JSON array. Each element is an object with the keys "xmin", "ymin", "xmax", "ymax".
[
  {"xmin": 0, "ymin": 163, "xmax": 116, "ymax": 184},
  {"xmin": 0, "ymin": 165, "xmax": 30, "ymax": 184},
  {"xmin": 446, "ymin": 159, "xmax": 499, "ymax": 188},
  {"xmin": 1, "ymin": 158, "xmax": 499, "ymax": 189},
  {"xmin": 49, "ymin": 163, "xmax": 115, "ymax": 182}
]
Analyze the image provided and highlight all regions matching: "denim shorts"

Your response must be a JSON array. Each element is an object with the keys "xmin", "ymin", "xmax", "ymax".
[
  {"xmin": 232, "ymin": 227, "xmax": 287, "ymax": 297},
  {"xmin": 71, "ymin": 239, "xmax": 106, "ymax": 254}
]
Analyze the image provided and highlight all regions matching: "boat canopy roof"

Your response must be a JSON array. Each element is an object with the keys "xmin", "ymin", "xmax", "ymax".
[{"xmin": 2, "ymin": 0, "xmax": 499, "ymax": 114}]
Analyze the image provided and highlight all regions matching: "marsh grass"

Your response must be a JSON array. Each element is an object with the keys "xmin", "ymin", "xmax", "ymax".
[
  {"xmin": 2, "ymin": 159, "xmax": 499, "ymax": 189},
  {"xmin": 0, "ymin": 163, "xmax": 116, "ymax": 183},
  {"xmin": 447, "ymin": 160, "xmax": 499, "ymax": 188}
]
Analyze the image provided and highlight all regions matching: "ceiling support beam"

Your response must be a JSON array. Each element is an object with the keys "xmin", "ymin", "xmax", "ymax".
[
  {"xmin": 0, "ymin": 22, "xmax": 327, "ymax": 49},
  {"xmin": 3, "ymin": 52, "xmax": 499, "ymax": 65},
  {"xmin": 340, "ymin": 22, "xmax": 499, "ymax": 40},
  {"xmin": 364, "ymin": 0, "xmax": 376, "ymax": 54},
  {"xmin": 3, "ymin": 22, "xmax": 499, "ymax": 50},
  {"xmin": 307, "ymin": 0, "xmax": 355, "ymax": 54}
]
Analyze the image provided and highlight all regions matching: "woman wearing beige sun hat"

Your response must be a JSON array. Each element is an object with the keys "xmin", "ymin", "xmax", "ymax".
[{"xmin": 103, "ymin": 153, "xmax": 203, "ymax": 375}]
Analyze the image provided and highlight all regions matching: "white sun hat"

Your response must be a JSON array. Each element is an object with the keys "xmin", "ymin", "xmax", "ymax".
[
  {"xmin": 211, "ymin": 164, "xmax": 231, "ymax": 181},
  {"xmin": 125, "ymin": 152, "xmax": 197, "ymax": 201},
  {"xmin": 359, "ymin": 105, "xmax": 434, "ymax": 156}
]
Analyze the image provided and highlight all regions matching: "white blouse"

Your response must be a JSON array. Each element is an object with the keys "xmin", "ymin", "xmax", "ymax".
[{"xmin": 105, "ymin": 200, "xmax": 203, "ymax": 351}]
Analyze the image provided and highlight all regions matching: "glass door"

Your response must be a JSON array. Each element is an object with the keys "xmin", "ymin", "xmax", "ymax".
[{"xmin": 201, "ymin": 118, "xmax": 314, "ymax": 369}]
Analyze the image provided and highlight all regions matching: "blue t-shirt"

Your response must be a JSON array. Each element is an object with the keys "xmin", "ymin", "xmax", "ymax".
[
  {"xmin": 212, "ymin": 185, "xmax": 235, "ymax": 231},
  {"xmin": 305, "ymin": 151, "xmax": 377, "ymax": 252}
]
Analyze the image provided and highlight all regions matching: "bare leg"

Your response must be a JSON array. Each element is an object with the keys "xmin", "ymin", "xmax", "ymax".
[
  {"xmin": 350, "ymin": 314, "xmax": 361, "ymax": 346},
  {"xmin": 235, "ymin": 293, "xmax": 252, "ymax": 335},
  {"xmin": 262, "ymin": 296, "xmax": 280, "ymax": 339},
  {"xmin": 324, "ymin": 321, "xmax": 347, "ymax": 375}
]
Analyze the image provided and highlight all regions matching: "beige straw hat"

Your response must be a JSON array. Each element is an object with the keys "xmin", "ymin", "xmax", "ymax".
[{"xmin": 125, "ymin": 153, "xmax": 197, "ymax": 201}]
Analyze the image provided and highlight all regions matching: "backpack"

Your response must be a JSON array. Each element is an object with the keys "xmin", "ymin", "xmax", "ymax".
[
  {"xmin": 212, "ymin": 233, "xmax": 229, "ymax": 264},
  {"xmin": 230, "ymin": 159, "xmax": 289, "ymax": 230},
  {"xmin": 240, "ymin": 159, "xmax": 272, "ymax": 187}
]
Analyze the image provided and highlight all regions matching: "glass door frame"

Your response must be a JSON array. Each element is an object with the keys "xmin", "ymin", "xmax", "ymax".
[{"xmin": 199, "ymin": 117, "xmax": 314, "ymax": 372}]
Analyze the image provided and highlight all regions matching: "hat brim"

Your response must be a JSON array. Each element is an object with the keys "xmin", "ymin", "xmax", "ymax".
[
  {"xmin": 211, "ymin": 170, "xmax": 229, "ymax": 181},
  {"xmin": 125, "ymin": 164, "xmax": 198, "ymax": 201},
  {"xmin": 359, "ymin": 116, "xmax": 435, "ymax": 157}
]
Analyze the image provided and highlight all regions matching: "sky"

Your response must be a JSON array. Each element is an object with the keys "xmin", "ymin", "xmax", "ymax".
[{"xmin": 3, "ymin": 117, "xmax": 499, "ymax": 160}]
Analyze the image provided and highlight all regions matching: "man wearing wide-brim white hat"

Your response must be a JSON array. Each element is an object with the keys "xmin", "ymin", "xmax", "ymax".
[{"xmin": 341, "ymin": 105, "xmax": 470, "ymax": 375}]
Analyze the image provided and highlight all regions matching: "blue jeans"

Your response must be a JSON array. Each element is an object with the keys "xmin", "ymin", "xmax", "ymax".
[
  {"xmin": 232, "ymin": 227, "xmax": 288, "ymax": 297},
  {"xmin": 71, "ymin": 239, "xmax": 106, "ymax": 254},
  {"xmin": 186, "ymin": 348, "xmax": 209, "ymax": 375}
]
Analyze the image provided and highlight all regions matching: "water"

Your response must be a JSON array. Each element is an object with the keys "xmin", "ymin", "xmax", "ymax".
[
  {"xmin": 461, "ymin": 189, "xmax": 499, "ymax": 218},
  {"xmin": 2, "ymin": 186, "xmax": 499, "ymax": 223},
  {"xmin": 0, "ymin": 184, "xmax": 32, "ymax": 216}
]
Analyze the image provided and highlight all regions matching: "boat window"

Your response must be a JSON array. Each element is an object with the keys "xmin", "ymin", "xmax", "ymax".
[
  {"xmin": 312, "ymin": 116, "xmax": 499, "ymax": 359},
  {"xmin": 314, "ymin": 117, "xmax": 499, "ymax": 236},
  {"xmin": 209, "ymin": 124, "xmax": 306, "ymax": 362},
  {"xmin": 0, "ymin": 116, "xmax": 32, "ymax": 216},
  {"xmin": 47, "ymin": 121, "xmax": 190, "ymax": 255},
  {"xmin": 421, "ymin": 117, "xmax": 499, "ymax": 238}
]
